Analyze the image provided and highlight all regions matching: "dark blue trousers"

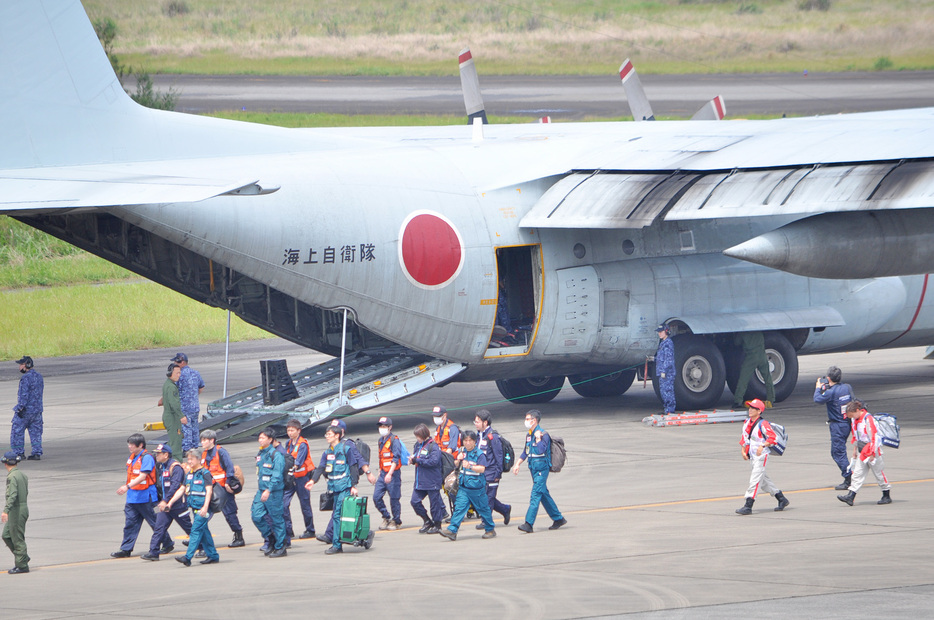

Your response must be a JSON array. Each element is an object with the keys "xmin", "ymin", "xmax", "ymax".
[
  {"xmin": 373, "ymin": 472, "xmax": 402, "ymax": 524},
  {"xmin": 121, "ymin": 501, "xmax": 168, "ymax": 552},
  {"xmin": 148, "ymin": 505, "xmax": 192, "ymax": 555},
  {"xmin": 829, "ymin": 421, "xmax": 852, "ymax": 477},
  {"xmin": 410, "ymin": 488, "xmax": 445, "ymax": 524},
  {"xmin": 283, "ymin": 479, "xmax": 315, "ymax": 537}
]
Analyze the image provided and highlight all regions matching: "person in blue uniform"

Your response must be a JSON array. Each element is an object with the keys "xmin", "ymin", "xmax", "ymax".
[
  {"xmin": 439, "ymin": 430, "xmax": 496, "ymax": 541},
  {"xmin": 813, "ymin": 366, "xmax": 855, "ymax": 490},
  {"xmin": 199, "ymin": 430, "xmax": 245, "ymax": 547},
  {"xmin": 306, "ymin": 424, "xmax": 360, "ymax": 555},
  {"xmin": 655, "ymin": 325, "xmax": 676, "ymax": 414},
  {"xmin": 473, "ymin": 410, "xmax": 511, "ymax": 527},
  {"xmin": 252, "ymin": 427, "xmax": 288, "ymax": 558},
  {"xmin": 11, "ymin": 356, "xmax": 43, "ymax": 461},
  {"xmin": 172, "ymin": 353, "xmax": 205, "ymax": 452},
  {"xmin": 176, "ymin": 449, "xmax": 219, "ymax": 566},
  {"xmin": 316, "ymin": 419, "xmax": 371, "ymax": 545},
  {"xmin": 512, "ymin": 410, "xmax": 566, "ymax": 533},
  {"xmin": 369, "ymin": 416, "xmax": 403, "ymax": 531},
  {"xmin": 409, "ymin": 423, "xmax": 445, "ymax": 534},
  {"xmin": 112, "ymin": 434, "xmax": 170, "ymax": 558},
  {"xmin": 283, "ymin": 419, "xmax": 316, "ymax": 541},
  {"xmin": 142, "ymin": 444, "xmax": 191, "ymax": 561}
]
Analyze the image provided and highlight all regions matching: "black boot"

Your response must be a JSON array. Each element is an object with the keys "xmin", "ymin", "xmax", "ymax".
[
  {"xmin": 735, "ymin": 497, "xmax": 754, "ymax": 515},
  {"xmin": 834, "ymin": 475, "xmax": 851, "ymax": 491},
  {"xmin": 774, "ymin": 491, "xmax": 789, "ymax": 512},
  {"xmin": 418, "ymin": 518, "xmax": 433, "ymax": 534},
  {"xmin": 229, "ymin": 529, "xmax": 245, "ymax": 547},
  {"xmin": 837, "ymin": 490, "xmax": 856, "ymax": 506},
  {"xmin": 878, "ymin": 490, "xmax": 892, "ymax": 505}
]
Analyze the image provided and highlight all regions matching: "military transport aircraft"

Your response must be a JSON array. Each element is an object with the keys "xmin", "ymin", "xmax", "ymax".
[{"xmin": 3, "ymin": 0, "xmax": 934, "ymax": 433}]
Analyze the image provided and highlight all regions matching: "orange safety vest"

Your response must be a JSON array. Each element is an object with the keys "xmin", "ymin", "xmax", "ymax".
[
  {"xmin": 126, "ymin": 450, "xmax": 157, "ymax": 490},
  {"xmin": 434, "ymin": 420, "xmax": 461, "ymax": 456},
  {"xmin": 287, "ymin": 437, "xmax": 315, "ymax": 478},
  {"xmin": 202, "ymin": 447, "xmax": 227, "ymax": 485},
  {"xmin": 379, "ymin": 435, "xmax": 399, "ymax": 473}
]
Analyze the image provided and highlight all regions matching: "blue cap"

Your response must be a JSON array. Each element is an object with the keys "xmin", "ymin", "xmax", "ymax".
[
  {"xmin": 377, "ymin": 416, "xmax": 392, "ymax": 427},
  {"xmin": 171, "ymin": 352, "xmax": 188, "ymax": 362},
  {"xmin": 329, "ymin": 419, "xmax": 347, "ymax": 431},
  {"xmin": 153, "ymin": 443, "xmax": 172, "ymax": 455},
  {"xmin": 1, "ymin": 451, "xmax": 19, "ymax": 465},
  {"xmin": 656, "ymin": 324, "xmax": 668, "ymax": 333}
]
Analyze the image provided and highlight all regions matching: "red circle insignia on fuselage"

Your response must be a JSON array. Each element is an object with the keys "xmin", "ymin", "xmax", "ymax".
[{"xmin": 399, "ymin": 211, "xmax": 464, "ymax": 289}]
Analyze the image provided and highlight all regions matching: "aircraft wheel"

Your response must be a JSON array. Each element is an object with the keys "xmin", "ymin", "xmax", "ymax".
[
  {"xmin": 569, "ymin": 369, "xmax": 637, "ymax": 398},
  {"xmin": 662, "ymin": 335, "xmax": 726, "ymax": 410},
  {"xmin": 726, "ymin": 332, "xmax": 799, "ymax": 403},
  {"xmin": 495, "ymin": 376, "xmax": 565, "ymax": 404}
]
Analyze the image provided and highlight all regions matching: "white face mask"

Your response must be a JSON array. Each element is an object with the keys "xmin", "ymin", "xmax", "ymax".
[
  {"xmin": 525, "ymin": 420, "xmax": 535, "ymax": 430},
  {"xmin": 378, "ymin": 427, "xmax": 390, "ymax": 437},
  {"xmin": 433, "ymin": 416, "xmax": 444, "ymax": 426}
]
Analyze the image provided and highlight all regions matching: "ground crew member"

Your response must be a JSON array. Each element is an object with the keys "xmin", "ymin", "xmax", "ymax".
[
  {"xmin": 813, "ymin": 366, "xmax": 855, "ymax": 490},
  {"xmin": 306, "ymin": 424, "xmax": 360, "ymax": 555},
  {"xmin": 474, "ymin": 410, "xmax": 511, "ymax": 527},
  {"xmin": 199, "ymin": 429, "xmax": 245, "ymax": 547},
  {"xmin": 176, "ymin": 449, "xmax": 219, "ymax": 566},
  {"xmin": 409, "ymin": 423, "xmax": 444, "ymax": 534},
  {"xmin": 370, "ymin": 416, "xmax": 403, "ymax": 530},
  {"xmin": 2, "ymin": 450, "xmax": 29, "ymax": 574},
  {"xmin": 316, "ymin": 418, "xmax": 370, "ymax": 545},
  {"xmin": 172, "ymin": 353, "xmax": 205, "ymax": 452},
  {"xmin": 283, "ymin": 419, "xmax": 316, "ymax": 540},
  {"xmin": 142, "ymin": 444, "xmax": 191, "ymax": 561},
  {"xmin": 11, "ymin": 355, "xmax": 43, "ymax": 461},
  {"xmin": 837, "ymin": 401, "xmax": 892, "ymax": 506},
  {"xmin": 160, "ymin": 363, "xmax": 186, "ymax": 458},
  {"xmin": 252, "ymin": 427, "xmax": 287, "ymax": 558},
  {"xmin": 655, "ymin": 325, "xmax": 676, "ymax": 414},
  {"xmin": 736, "ymin": 399, "xmax": 789, "ymax": 515},
  {"xmin": 512, "ymin": 409, "xmax": 566, "ymax": 533},
  {"xmin": 732, "ymin": 331, "xmax": 775, "ymax": 409},
  {"xmin": 112, "ymin": 434, "xmax": 170, "ymax": 557},
  {"xmin": 439, "ymin": 430, "xmax": 496, "ymax": 541}
]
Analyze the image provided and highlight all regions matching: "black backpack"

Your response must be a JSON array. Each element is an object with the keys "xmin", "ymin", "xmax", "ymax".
[
  {"xmin": 494, "ymin": 431, "xmax": 515, "ymax": 473},
  {"xmin": 440, "ymin": 450, "xmax": 456, "ymax": 480},
  {"xmin": 280, "ymin": 449, "xmax": 295, "ymax": 490},
  {"xmin": 351, "ymin": 438, "xmax": 371, "ymax": 466}
]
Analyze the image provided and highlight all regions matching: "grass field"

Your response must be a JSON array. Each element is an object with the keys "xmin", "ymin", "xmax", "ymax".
[{"xmin": 82, "ymin": 0, "xmax": 934, "ymax": 75}]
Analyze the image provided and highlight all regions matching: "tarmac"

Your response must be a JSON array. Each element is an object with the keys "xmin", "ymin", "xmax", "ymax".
[{"xmin": 1, "ymin": 340, "xmax": 932, "ymax": 618}]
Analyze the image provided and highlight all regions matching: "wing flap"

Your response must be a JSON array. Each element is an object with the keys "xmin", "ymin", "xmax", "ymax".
[{"xmin": 676, "ymin": 307, "xmax": 845, "ymax": 335}]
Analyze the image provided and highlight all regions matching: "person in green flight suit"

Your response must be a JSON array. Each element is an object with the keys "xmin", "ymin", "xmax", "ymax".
[
  {"xmin": 733, "ymin": 331, "xmax": 775, "ymax": 410},
  {"xmin": 160, "ymin": 363, "xmax": 186, "ymax": 458},
  {"xmin": 2, "ymin": 450, "xmax": 29, "ymax": 574}
]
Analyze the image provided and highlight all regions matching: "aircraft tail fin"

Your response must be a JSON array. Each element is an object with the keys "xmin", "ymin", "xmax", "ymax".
[
  {"xmin": 619, "ymin": 59, "xmax": 655, "ymax": 122},
  {"xmin": 0, "ymin": 0, "xmax": 141, "ymax": 170},
  {"xmin": 691, "ymin": 95, "xmax": 727, "ymax": 121},
  {"xmin": 459, "ymin": 47, "xmax": 489, "ymax": 125}
]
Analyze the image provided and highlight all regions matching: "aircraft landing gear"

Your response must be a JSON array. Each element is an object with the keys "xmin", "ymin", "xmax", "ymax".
[
  {"xmin": 725, "ymin": 331, "xmax": 799, "ymax": 404},
  {"xmin": 653, "ymin": 334, "xmax": 726, "ymax": 410},
  {"xmin": 568, "ymin": 369, "xmax": 637, "ymax": 398},
  {"xmin": 495, "ymin": 376, "xmax": 565, "ymax": 404}
]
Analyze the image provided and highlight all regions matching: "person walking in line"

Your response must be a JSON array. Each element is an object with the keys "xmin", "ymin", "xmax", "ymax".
[
  {"xmin": 837, "ymin": 401, "xmax": 893, "ymax": 506},
  {"xmin": 735, "ymin": 399, "xmax": 789, "ymax": 515},
  {"xmin": 512, "ymin": 410, "xmax": 566, "ymax": 533}
]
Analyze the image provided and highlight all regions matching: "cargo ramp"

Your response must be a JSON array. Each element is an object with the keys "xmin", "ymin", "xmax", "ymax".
[{"xmin": 200, "ymin": 348, "xmax": 466, "ymax": 441}]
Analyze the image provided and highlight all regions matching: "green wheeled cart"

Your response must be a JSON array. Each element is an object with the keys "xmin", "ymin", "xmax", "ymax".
[{"xmin": 339, "ymin": 495, "xmax": 375, "ymax": 549}]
